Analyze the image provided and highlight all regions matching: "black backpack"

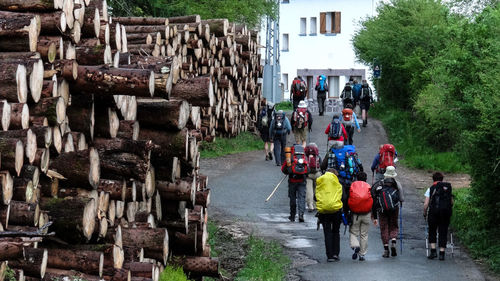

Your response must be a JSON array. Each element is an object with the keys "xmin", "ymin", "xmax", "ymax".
[
  {"xmin": 274, "ymin": 113, "xmax": 284, "ymax": 133},
  {"xmin": 377, "ymin": 179, "xmax": 400, "ymax": 212},
  {"xmin": 343, "ymin": 85, "xmax": 353, "ymax": 101},
  {"xmin": 361, "ymin": 84, "xmax": 371, "ymax": 100},
  {"xmin": 429, "ymin": 182, "xmax": 453, "ymax": 215},
  {"xmin": 328, "ymin": 120, "xmax": 342, "ymax": 139}
]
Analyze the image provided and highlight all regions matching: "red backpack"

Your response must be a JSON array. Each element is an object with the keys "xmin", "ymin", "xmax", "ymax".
[
  {"xmin": 291, "ymin": 145, "xmax": 308, "ymax": 175},
  {"xmin": 379, "ymin": 144, "xmax": 395, "ymax": 171},
  {"xmin": 304, "ymin": 144, "xmax": 320, "ymax": 172},
  {"xmin": 292, "ymin": 79, "xmax": 305, "ymax": 98},
  {"xmin": 293, "ymin": 108, "xmax": 308, "ymax": 129},
  {"xmin": 348, "ymin": 181, "xmax": 373, "ymax": 213}
]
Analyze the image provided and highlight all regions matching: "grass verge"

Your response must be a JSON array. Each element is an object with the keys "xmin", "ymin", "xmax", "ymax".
[
  {"xmin": 200, "ymin": 132, "xmax": 262, "ymax": 159},
  {"xmin": 235, "ymin": 236, "xmax": 290, "ymax": 281},
  {"xmin": 370, "ymin": 104, "xmax": 468, "ymax": 173},
  {"xmin": 451, "ymin": 188, "xmax": 500, "ymax": 273},
  {"xmin": 160, "ymin": 265, "xmax": 191, "ymax": 281},
  {"xmin": 205, "ymin": 221, "xmax": 290, "ymax": 281},
  {"xmin": 275, "ymin": 101, "xmax": 293, "ymax": 111}
]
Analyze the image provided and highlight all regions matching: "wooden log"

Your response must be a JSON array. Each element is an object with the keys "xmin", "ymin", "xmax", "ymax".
[
  {"xmin": 20, "ymin": 165, "xmax": 40, "ymax": 187},
  {"xmin": 41, "ymin": 77, "xmax": 57, "ymax": 99},
  {"xmin": 119, "ymin": 227, "xmax": 169, "ymax": 265},
  {"xmin": 171, "ymin": 76, "xmax": 215, "ymax": 107},
  {"xmin": 46, "ymin": 248, "xmax": 104, "ymax": 277},
  {"xmin": 168, "ymin": 15, "xmax": 200, "ymax": 24},
  {"xmin": 114, "ymin": 17, "xmax": 168, "ymax": 26},
  {"xmin": 123, "ymin": 25, "xmax": 167, "ymax": 37},
  {"xmin": 0, "ymin": 52, "xmax": 39, "ymax": 60},
  {"xmin": 0, "ymin": 63, "xmax": 28, "ymax": 103},
  {"xmin": 0, "ymin": 11, "xmax": 40, "ymax": 52},
  {"xmin": 41, "ymin": 268, "xmax": 102, "ymax": 281},
  {"xmin": 174, "ymin": 256, "xmax": 219, "ymax": 278},
  {"xmin": 75, "ymin": 45, "xmax": 112, "ymax": 65},
  {"xmin": 151, "ymin": 157, "xmax": 177, "ymax": 183},
  {"xmin": 12, "ymin": 178, "xmax": 36, "ymax": 203},
  {"xmin": 0, "ymin": 128, "xmax": 37, "ymax": 164},
  {"xmin": 123, "ymin": 262, "xmax": 155, "ymax": 279},
  {"xmin": 0, "ymin": 101, "xmax": 10, "ymax": 131},
  {"xmin": 201, "ymin": 19, "xmax": 228, "ymax": 37},
  {"xmin": 98, "ymin": 151, "xmax": 150, "ymax": 183},
  {"xmin": 81, "ymin": 4, "xmax": 100, "ymax": 39},
  {"xmin": 30, "ymin": 97, "xmax": 65, "ymax": 126},
  {"xmin": 140, "ymin": 128, "xmax": 189, "ymax": 160},
  {"xmin": 48, "ymin": 148, "xmax": 100, "ymax": 189},
  {"xmin": 0, "ymin": 138, "xmax": 24, "ymax": 176},
  {"xmin": 9, "ymin": 103, "xmax": 30, "ymax": 130},
  {"xmin": 0, "ymin": 0, "xmax": 62, "ymax": 11},
  {"xmin": 1, "ymin": 170, "xmax": 14, "ymax": 205},
  {"xmin": 117, "ymin": 120, "xmax": 139, "ymax": 140},
  {"xmin": 135, "ymin": 99, "xmax": 189, "ymax": 131},
  {"xmin": 93, "ymin": 138, "xmax": 155, "ymax": 161},
  {"xmin": 0, "ymin": 239, "xmax": 26, "ymax": 260},
  {"xmin": 66, "ymin": 97, "xmax": 94, "ymax": 141},
  {"xmin": 39, "ymin": 197, "xmax": 96, "ymax": 243},
  {"xmin": 66, "ymin": 65, "xmax": 155, "ymax": 97},
  {"xmin": 156, "ymin": 179, "xmax": 195, "ymax": 205},
  {"xmin": 195, "ymin": 189, "xmax": 211, "ymax": 208},
  {"xmin": 9, "ymin": 248, "xmax": 48, "ymax": 278},
  {"xmin": 4, "ymin": 200, "xmax": 40, "ymax": 227},
  {"xmin": 94, "ymin": 107, "xmax": 119, "ymax": 139}
]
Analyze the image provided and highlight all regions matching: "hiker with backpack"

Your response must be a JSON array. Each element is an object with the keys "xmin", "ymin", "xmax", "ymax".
[
  {"xmin": 352, "ymin": 80, "xmax": 362, "ymax": 106},
  {"xmin": 315, "ymin": 75, "xmax": 328, "ymax": 116},
  {"xmin": 324, "ymin": 114, "xmax": 348, "ymax": 148},
  {"xmin": 291, "ymin": 76, "xmax": 307, "ymax": 111},
  {"xmin": 257, "ymin": 100, "xmax": 275, "ymax": 161},
  {"xmin": 281, "ymin": 144, "xmax": 308, "ymax": 222},
  {"xmin": 305, "ymin": 143, "xmax": 321, "ymax": 212},
  {"xmin": 371, "ymin": 166, "xmax": 405, "ymax": 258},
  {"xmin": 423, "ymin": 172, "xmax": 453, "ymax": 260},
  {"xmin": 347, "ymin": 172, "xmax": 373, "ymax": 261},
  {"xmin": 359, "ymin": 80, "xmax": 374, "ymax": 127},
  {"xmin": 291, "ymin": 100, "xmax": 313, "ymax": 148},
  {"xmin": 340, "ymin": 83, "xmax": 355, "ymax": 109},
  {"xmin": 315, "ymin": 168, "xmax": 344, "ymax": 262},
  {"xmin": 269, "ymin": 110, "xmax": 292, "ymax": 166},
  {"xmin": 341, "ymin": 104, "xmax": 361, "ymax": 145},
  {"xmin": 371, "ymin": 144, "xmax": 398, "ymax": 182}
]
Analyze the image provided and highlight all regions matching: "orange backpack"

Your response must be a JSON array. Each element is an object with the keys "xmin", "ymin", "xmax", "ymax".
[{"xmin": 348, "ymin": 181, "xmax": 373, "ymax": 213}]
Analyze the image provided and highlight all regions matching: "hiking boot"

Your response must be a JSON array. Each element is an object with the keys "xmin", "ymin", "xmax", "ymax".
[
  {"xmin": 288, "ymin": 215, "xmax": 295, "ymax": 222},
  {"xmin": 382, "ymin": 250, "xmax": 390, "ymax": 258},
  {"xmin": 276, "ymin": 162, "xmax": 281, "ymax": 166},
  {"xmin": 265, "ymin": 155, "xmax": 269, "ymax": 161},
  {"xmin": 428, "ymin": 249, "xmax": 437, "ymax": 259},
  {"xmin": 362, "ymin": 119, "xmax": 367, "ymax": 127},
  {"xmin": 332, "ymin": 255, "xmax": 339, "ymax": 261},
  {"xmin": 298, "ymin": 214, "xmax": 305, "ymax": 222},
  {"xmin": 359, "ymin": 255, "xmax": 365, "ymax": 261},
  {"xmin": 352, "ymin": 247, "xmax": 360, "ymax": 260},
  {"xmin": 391, "ymin": 246, "xmax": 397, "ymax": 257},
  {"xmin": 268, "ymin": 152, "xmax": 273, "ymax": 160},
  {"xmin": 439, "ymin": 251, "xmax": 445, "ymax": 260}
]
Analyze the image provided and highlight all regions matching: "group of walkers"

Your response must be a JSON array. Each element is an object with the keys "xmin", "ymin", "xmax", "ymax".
[{"xmin": 258, "ymin": 75, "xmax": 454, "ymax": 263}]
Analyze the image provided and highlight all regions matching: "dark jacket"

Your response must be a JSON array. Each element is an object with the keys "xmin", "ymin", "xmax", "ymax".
[
  {"xmin": 281, "ymin": 163, "xmax": 307, "ymax": 183},
  {"xmin": 371, "ymin": 178, "xmax": 404, "ymax": 219}
]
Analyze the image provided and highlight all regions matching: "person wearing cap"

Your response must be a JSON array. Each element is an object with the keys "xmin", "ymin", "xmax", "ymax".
[
  {"xmin": 291, "ymin": 76, "xmax": 307, "ymax": 111},
  {"xmin": 371, "ymin": 166, "xmax": 404, "ymax": 258},
  {"xmin": 281, "ymin": 144, "xmax": 308, "ymax": 222},
  {"xmin": 291, "ymin": 100, "xmax": 313, "ymax": 147},
  {"xmin": 315, "ymin": 75, "xmax": 328, "ymax": 116},
  {"xmin": 269, "ymin": 110, "xmax": 291, "ymax": 166}
]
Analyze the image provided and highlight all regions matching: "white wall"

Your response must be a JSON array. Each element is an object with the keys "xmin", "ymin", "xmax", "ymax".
[{"xmin": 278, "ymin": 0, "xmax": 381, "ymax": 98}]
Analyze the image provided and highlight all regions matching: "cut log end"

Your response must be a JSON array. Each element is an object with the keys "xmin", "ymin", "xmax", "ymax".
[
  {"xmin": 109, "ymin": 108, "xmax": 120, "ymax": 138},
  {"xmin": 16, "ymin": 64, "xmax": 28, "ymax": 103},
  {"xmin": 1, "ymin": 101, "xmax": 11, "ymax": 131},
  {"xmin": 83, "ymin": 198, "xmax": 97, "ymax": 241},
  {"xmin": 89, "ymin": 148, "xmax": 100, "ymax": 189},
  {"xmin": 29, "ymin": 60, "xmax": 44, "ymax": 103},
  {"xmin": 26, "ymin": 129, "xmax": 37, "ymax": 164},
  {"xmin": 149, "ymin": 71, "xmax": 155, "ymax": 97},
  {"xmin": 15, "ymin": 140, "xmax": 25, "ymax": 176},
  {"xmin": 29, "ymin": 16, "xmax": 40, "ymax": 52},
  {"xmin": 21, "ymin": 103, "xmax": 29, "ymax": 129},
  {"xmin": 1, "ymin": 171, "xmax": 13, "ymax": 205},
  {"xmin": 56, "ymin": 97, "xmax": 66, "ymax": 124}
]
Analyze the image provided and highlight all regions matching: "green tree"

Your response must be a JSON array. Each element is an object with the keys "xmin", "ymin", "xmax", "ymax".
[
  {"xmin": 107, "ymin": 0, "xmax": 277, "ymax": 29},
  {"xmin": 352, "ymin": 0, "xmax": 452, "ymax": 108}
]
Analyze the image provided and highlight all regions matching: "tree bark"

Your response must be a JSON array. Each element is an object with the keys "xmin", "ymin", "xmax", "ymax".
[
  {"xmin": 46, "ymin": 248, "xmax": 104, "ymax": 277},
  {"xmin": 196, "ymin": 189, "xmax": 211, "ymax": 208},
  {"xmin": 136, "ymin": 99, "xmax": 190, "ymax": 131},
  {"xmin": 66, "ymin": 95, "xmax": 94, "ymax": 141},
  {"xmin": 48, "ymin": 148, "xmax": 100, "ymax": 189},
  {"xmin": 140, "ymin": 128, "xmax": 189, "ymax": 160},
  {"xmin": 171, "ymin": 76, "xmax": 215, "ymax": 107},
  {"xmin": 39, "ymin": 197, "xmax": 96, "ymax": 243},
  {"xmin": 0, "ymin": 62, "xmax": 28, "ymax": 103},
  {"xmin": 174, "ymin": 256, "xmax": 219, "ymax": 278},
  {"xmin": 0, "ymin": 0, "xmax": 60, "ymax": 11},
  {"xmin": 119, "ymin": 227, "xmax": 169, "ymax": 265},
  {"xmin": 75, "ymin": 45, "xmax": 110, "ymax": 65},
  {"xmin": 93, "ymin": 107, "xmax": 119, "ymax": 139},
  {"xmin": 117, "ymin": 120, "xmax": 139, "ymax": 140},
  {"xmin": 93, "ymin": 138, "xmax": 155, "ymax": 161},
  {"xmin": 156, "ymin": 179, "xmax": 195, "ymax": 205},
  {"xmin": 0, "ymin": 11, "xmax": 40, "ymax": 52},
  {"xmin": 5, "ymin": 200, "xmax": 40, "ymax": 227},
  {"xmin": 0, "ymin": 101, "xmax": 10, "ymax": 131},
  {"xmin": 8, "ymin": 248, "xmax": 48, "ymax": 278},
  {"xmin": 30, "ymin": 97, "xmax": 66, "ymax": 126},
  {"xmin": 201, "ymin": 19, "xmax": 228, "ymax": 37},
  {"xmin": 66, "ymin": 65, "xmax": 155, "ymax": 97},
  {"xmin": 99, "ymin": 151, "xmax": 150, "ymax": 182},
  {"xmin": 114, "ymin": 17, "xmax": 168, "ymax": 26},
  {"xmin": 0, "ymin": 138, "xmax": 24, "ymax": 176}
]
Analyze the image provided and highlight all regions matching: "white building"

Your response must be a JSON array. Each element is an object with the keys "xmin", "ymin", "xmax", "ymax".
[{"xmin": 278, "ymin": 0, "xmax": 381, "ymax": 100}]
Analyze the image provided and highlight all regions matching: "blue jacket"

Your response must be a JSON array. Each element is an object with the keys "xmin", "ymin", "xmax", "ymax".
[
  {"xmin": 269, "ymin": 113, "xmax": 291, "ymax": 138},
  {"xmin": 353, "ymin": 83, "xmax": 362, "ymax": 100}
]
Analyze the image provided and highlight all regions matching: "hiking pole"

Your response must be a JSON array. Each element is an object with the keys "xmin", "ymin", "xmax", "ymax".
[
  {"xmin": 265, "ymin": 175, "xmax": 287, "ymax": 202},
  {"xmin": 400, "ymin": 205, "xmax": 403, "ymax": 254}
]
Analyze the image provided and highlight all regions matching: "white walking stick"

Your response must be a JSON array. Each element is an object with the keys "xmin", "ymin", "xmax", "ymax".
[{"xmin": 265, "ymin": 175, "xmax": 287, "ymax": 202}]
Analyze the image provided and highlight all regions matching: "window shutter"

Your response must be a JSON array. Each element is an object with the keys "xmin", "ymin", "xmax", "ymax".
[
  {"xmin": 334, "ymin": 11, "xmax": 341, "ymax": 33},
  {"xmin": 320, "ymin": 12, "xmax": 326, "ymax": 34}
]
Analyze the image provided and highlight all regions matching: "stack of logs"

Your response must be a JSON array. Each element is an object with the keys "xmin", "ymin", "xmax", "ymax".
[{"xmin": 0, "ymin": 0, "xmax": 263, "ymax": 280}]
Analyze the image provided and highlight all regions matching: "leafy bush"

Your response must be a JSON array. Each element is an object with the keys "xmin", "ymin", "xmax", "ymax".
[
  {"xmin": 160, "ymin": 265, "xmax": 191, "ymax": 281},
  {"xmin": 274, "ymin": 101, "xmax": 293, "ymax": 111}
]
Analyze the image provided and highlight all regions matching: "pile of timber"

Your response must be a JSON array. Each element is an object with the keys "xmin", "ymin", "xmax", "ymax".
[{"xmin": 0, "ymin": 0, "xmax": 264, "ymax": 280}]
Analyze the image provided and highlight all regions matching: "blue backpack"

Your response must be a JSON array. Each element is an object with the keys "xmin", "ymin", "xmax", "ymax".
[
  {"xmin": 327, "ymin": 145, "xmax": 363, "ymax": 180},
  {"xmin": 328, "ymin": 120, "xmax": 342, "ymax": 139},
  {"xmin": 317, "ymin": 75, "xmax": 327, "ymax": 91},
  {"xmin": 353, "ymin": 83, "xmax": 362, "ymax": 100}
]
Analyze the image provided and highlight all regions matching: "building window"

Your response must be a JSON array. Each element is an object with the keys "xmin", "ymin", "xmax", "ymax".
[
  {"xmin": 320, "ymin": 12, "xmax": 341, "ymax": 34},
  {"xmin": 310, "ymin": 17, "xmax": 317, "ymax": 35},
  {"xmin": 281, "ymin": 0, "xmax": 289, "ymax": 3},
  {"xmin": 299, "ymin": 18, "xmax": 306, "ymax": 35},
  {"xmin": 282, "ymin": 33, "xmax": 289, "ymax": 51},
  {"xmin": 283, "ymin": 74, "xmax": 289, "ymax": 91}
]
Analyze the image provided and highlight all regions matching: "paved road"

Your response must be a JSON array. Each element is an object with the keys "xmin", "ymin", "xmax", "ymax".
[{"xmin": 202, "ymin": 110, "xmax": 487, "ymax": 281}]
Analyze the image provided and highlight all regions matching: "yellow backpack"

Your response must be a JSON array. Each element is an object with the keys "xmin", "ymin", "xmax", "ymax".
[{"xmin": 316, "ymin": 172, "xmax": 343, "ymax": 214}]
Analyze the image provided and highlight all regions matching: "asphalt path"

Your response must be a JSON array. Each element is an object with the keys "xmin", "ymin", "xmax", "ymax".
[{"xmin": 202, "ymin": 109, "xmax": 487, "ymax": 281}]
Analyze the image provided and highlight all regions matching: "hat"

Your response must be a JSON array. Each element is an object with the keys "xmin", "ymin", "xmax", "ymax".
[
  {"xmin": 267, "ymin": 101, "xmax": 275, "ymax": 108},
  {"xmin": 278, "ymin": 109, "xmax": 284, "ymax": 114},
  {"xmin": 298, "ymin": 100, "xmax": 307, "ymax": 108},
  {"xmin": 384, "ymin": 166, "xmax": 397, "ymax": 178}
]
